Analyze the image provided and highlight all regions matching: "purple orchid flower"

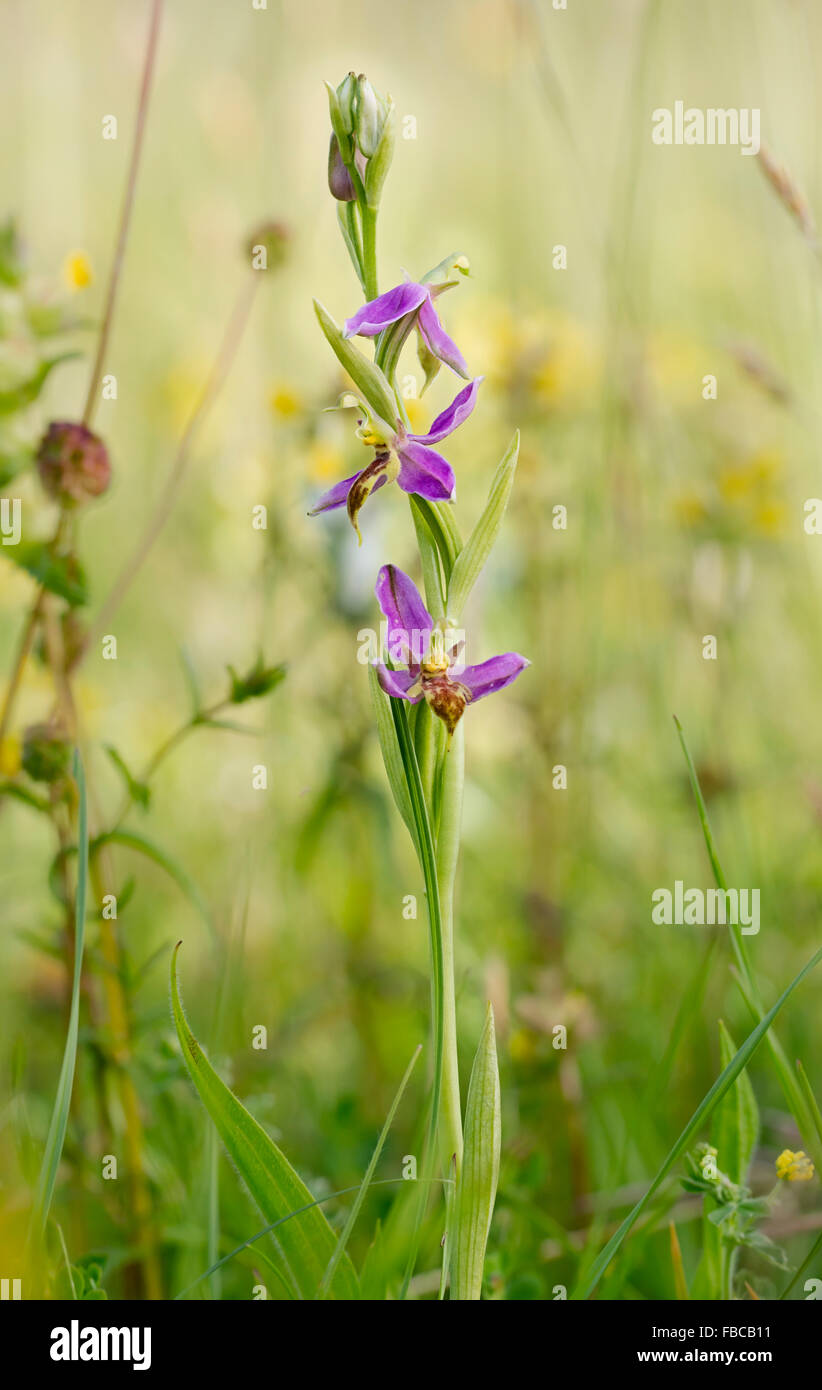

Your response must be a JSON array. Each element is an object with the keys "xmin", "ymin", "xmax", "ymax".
[
  {"xmin": 344, "ymin": 281, "xmax": 469, "ymax": 378},
  {"xmin": 374, "ymin": 564, "xmax": 529, "ymax": 734},
  {"xmin": 309, "ymin": 377, "xmax": 481, "ymax": 539}
]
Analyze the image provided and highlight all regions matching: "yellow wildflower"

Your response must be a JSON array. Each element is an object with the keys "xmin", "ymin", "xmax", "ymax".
[
  {"xmin": 775, "ymin": 1149, "xmax": 814, "ymax": 1181},
  {"xmin": 269, "ymin": 385, "xmax": 302, "ymax": 419},
  {"xmin": 64, "ymin": 251, "xmax": 93, "ymax": 290},
  {"xmin": 307, "ymin": 440, "xmax": 344, "ymax": 483}
]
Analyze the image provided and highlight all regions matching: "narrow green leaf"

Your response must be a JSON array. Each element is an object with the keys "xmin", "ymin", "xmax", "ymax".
[
  {"xmin": 32, "ymin": 750, "xmax": 88, "ymax": 1236},
  {"xmin": 104, "ymin": 746, "xmax": 151, "ymax": 810},
  {"xmin": 0, "ymin": 353, "xmax": 80, "ymax": 415},
  {"xmin": 7, "ymin": 542, "xmax": 88, "ymax": 606},
  {"xmin": 170, "ymin": 944, "xmax": 358, "ymax": 1301},
  {"xmin": 451, "ymin": 1003, "xmax": 501, "ymax": 1300},
  {"xmin": 578, "ymin": 943, "xmax": 822, "ymax": 1299},
  {"xmin": 447, "ymin": 431, "xmax": 519, "ymax": 619},
  {"xmin": 367, "ymin": 663, "xmax": 416, "ymax": 846},
  {"xmin": 93, "ymin": 828, "xmax": 214, "ymax": 942},
  {"xmin": 674, "ymin": 715, "xmax": 816, "ymax": 1158},
  {"xmin": 796, "ymin": 1059, "xmax": 822, "ymax": 1149},
  {"xmin": 410, "ymin": 497, "xmax": 447, "ymax": 620},
  {"xmin": 318, "ymin": 1044, "xmax": 422, "ymax": 1299},
  {"xmin": 313, "ymin": 300, "xmax": 397, "ymax": 424},
  {"xmin": 410, "ymin": 496, "xmax": 462, "ymax": 587},
  {"xmin": 714, "ymin": 1020, "xmax": 759, "ymax": 1186}
]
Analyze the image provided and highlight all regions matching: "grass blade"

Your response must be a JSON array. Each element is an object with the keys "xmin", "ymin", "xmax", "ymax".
[
  {"xmin": 451, "ymin": 1003, "xmax": 501, "ymax": 1300},
  {"xmin": 318, "ymin": 1044, "xmax": 422, "ymax": 1298},
  {"xmin": 170, "ymin": 942, "xmax": 358, "ymax": 1300},
  {"xmin": 32, "ymin": 749, "xmax": 88, "ymax": 1237},
  {"xmin": 577, "ymin": 942, "xmax": 822, "ymax": 1299},
  {"xmin": 674, "ymin": 716, "xmax": 817, "ymax": 1158}
]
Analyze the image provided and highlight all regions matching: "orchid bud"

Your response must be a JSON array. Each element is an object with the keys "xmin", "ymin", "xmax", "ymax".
[
  {"xmin": 22, "ymin": 723, "xmax": 71, "ymax": 784},
  {"xmin": 355, "ymin": 75, "xmax": 381, "ymax": 158},
  {"xmin": 364, "ymin": 98, "xmax": 395, "ymax": 209},
  {"xmin": 328, "ymin": 135, "xmax": 355, "ymax": 202},
  {"xmin": 336, "ymin": 72, "xmax": 357, "ymax": 134},
  {"xmin": 36, "ymin": 421, "xmax": 110, "ymax": 506}
]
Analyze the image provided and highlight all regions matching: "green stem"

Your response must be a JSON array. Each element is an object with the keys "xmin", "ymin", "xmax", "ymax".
[
  {"xmin": 436, "ymin": 724, "xmax": 465, "ymax": 1176},
  {"xmin": 361, "ymin": 204, "xmax": 379, "ymax": 300}
]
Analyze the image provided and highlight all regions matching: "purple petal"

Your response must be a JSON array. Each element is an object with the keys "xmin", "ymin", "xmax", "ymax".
[
  {"xmin": 410, "ymin": 377, "xmax": 482, "ymax": 445},
  {"xmin": 308, "ymin": 470, "xmax": 362, "ymax": 515},
  {"xmin": 460, "ymin": 653, "xmax": 530, "ymax": 702},
  {"xmin": 375, "ymin": 565, "xmax": 433, "ymax": 656},
  {"xmin": 396, "ymin": 440, "xmax": 455, "ymax": 502},
  {"xmin": 375, "ymin": 664, "xmax": 423, "ymax": 702},
  {"xmin": 344, "ymin": 282, "xmax": 428, "ymax": 339},
  {"xmin": 418, "ymin": 295, "xmax": 469, "ymax": 377}
]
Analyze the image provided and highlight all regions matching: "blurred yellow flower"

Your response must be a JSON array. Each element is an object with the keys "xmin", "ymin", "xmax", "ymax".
[
  {"xmin": 753, "ymin": 499, "xmax": 787, "ymax": 536},
  {"xmin": 775, "ymin": 1149, "xmax": 814, "ymax": 1181},
  {"xmin": 0, "ymin": 734, "xmax": 21, "ymax": 776},
  {"xmin": 674, "ymin": 491, "xmax": 708, "ymax": 526},
  {"xmin": 63, "ymin": 251, "xmax": 93, "ymax": 290},
  {"xmin": 307, "ymin": 440, "xmax": 345, "ymax": 482},
  {"xmin": 160, "ymin": 361, "xmax": 210, "ymax": 432},
  {"xmin": 459, "ymin": 301, "xmax": 599, "ymax": 409},
  {"xmin": 269, "ymin": 384, "xmax": 303, "ymax": 419},
  {"xmin": 717, "ymin": 450, "xmax": 786, "ymax": 535}
]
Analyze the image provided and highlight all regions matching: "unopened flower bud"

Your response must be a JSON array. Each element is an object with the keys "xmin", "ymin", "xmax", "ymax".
[
  {"xmin": 364, "ymin": 97, "xmax": 395, "ymax": 210},
  {"xmin": 355, "ymin": 75, "xmax": 381, "ymax": 158},
  {"xmin": 246, "ymin": 221, "xmax": 290, "ymax": 271},
  {"xmin": 22, "ymin": 723, "xmax": 71, "ymax": 784},
  {"xmin": 36, "ymin": 422, "xmax": 110, "ymax": 506},
  {"xmin": 336, "ymin": 72, "xmax": 357, "ymax": 135},
  {"xmin": 328, "ymin": 135, "xmax": 355, "ymax": 202}
]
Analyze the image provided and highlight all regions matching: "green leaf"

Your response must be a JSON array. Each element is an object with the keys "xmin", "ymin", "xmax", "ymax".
[
  {"xmin": 32, "ymin": 750, "xmax": 88, "ymax": 1237},
  {"xmin": 313, "ymin": 300, "xmax": 397, "ymax": 425},
  {"xmin": 93, "ymin": 829, "xmax": 214, "ymax": 943},
  {"xmin": 674, "ymin": 716, "xmax": 817, "ymax": 1161},
  {"xmin": 7, "ymin": 541, "xmax": 88, "ymax": 606},
  {"xmin": 367, "ymin": 663, "xmax": 416, "ymax": 846},
  {"xmin": 713, "ymin": 1020, "xmax": 759, "ymax": 1187},
  {"xmin": 226, "ymin": 655, "xmax": 286, "ymax": 704},
  {"xmin": 410, "ymin": 496, "xmax": 447, "ymax": 620},
  {"xmin": 0, "ymin": 353, "xmax": 80, "ymax": 416},
  {"xmin": 170, "ymin": 943, "xmax": 359, "ymax": 1301},
  {"xmin": 447, "ymin": 431, "xmax": 519, "ymax": 619},
  {"xmin": 451, "ymin": 1003, "xmax": 501, "ymax": 1300},
  {"xmin": 318, "ymin": 1044, "xmax": 421, "ymax": 1298},
  {"xmin": 577, "ymin": 942, "xmax": 822, "ymax": 1299},
  {"xmin": 104, "ymin": 746, "xmax": 151, "ymax": 810},
  {"xmin": 410, "ymin": 496, "xmax": 461, "ymax": 589}
]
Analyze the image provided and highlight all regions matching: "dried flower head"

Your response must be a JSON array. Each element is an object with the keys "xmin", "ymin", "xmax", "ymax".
[
  {"xmin": 36, "ymin": 421, "xmax": 111, "ymax": 506},
  {"xmin": 22, "ymin": 724, "xmax": 71, "ymax": 784}
]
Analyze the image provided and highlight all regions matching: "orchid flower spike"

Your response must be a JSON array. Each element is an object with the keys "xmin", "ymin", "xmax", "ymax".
[
  {"xmin": 343, "ymin": 280, "xmax": 469, "ymax": 378},
  {"xmin": 309, "ymin": 377, "xmax": 482, "ymax": 541},
  {"xmin": 374, "ymin": 564, "xmax": 529, "ymax": 734}
]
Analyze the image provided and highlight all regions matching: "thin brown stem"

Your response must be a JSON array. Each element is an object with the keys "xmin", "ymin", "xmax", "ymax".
[
  {"xmin": 0, "ymin": 590, "xmax": 45, "ymax": 746},
  {"xmin": 81, "ymin": 0, "xmax": 164, "ymax": 428},
  {"xmin": 83, "ymin": 272, "xmax": 260, "ymax": 652}
]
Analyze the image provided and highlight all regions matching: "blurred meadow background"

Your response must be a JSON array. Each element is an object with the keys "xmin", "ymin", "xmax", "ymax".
[{"xmin": 1, "ymin": 0, "xmax": 822, "ymax": 1299}]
